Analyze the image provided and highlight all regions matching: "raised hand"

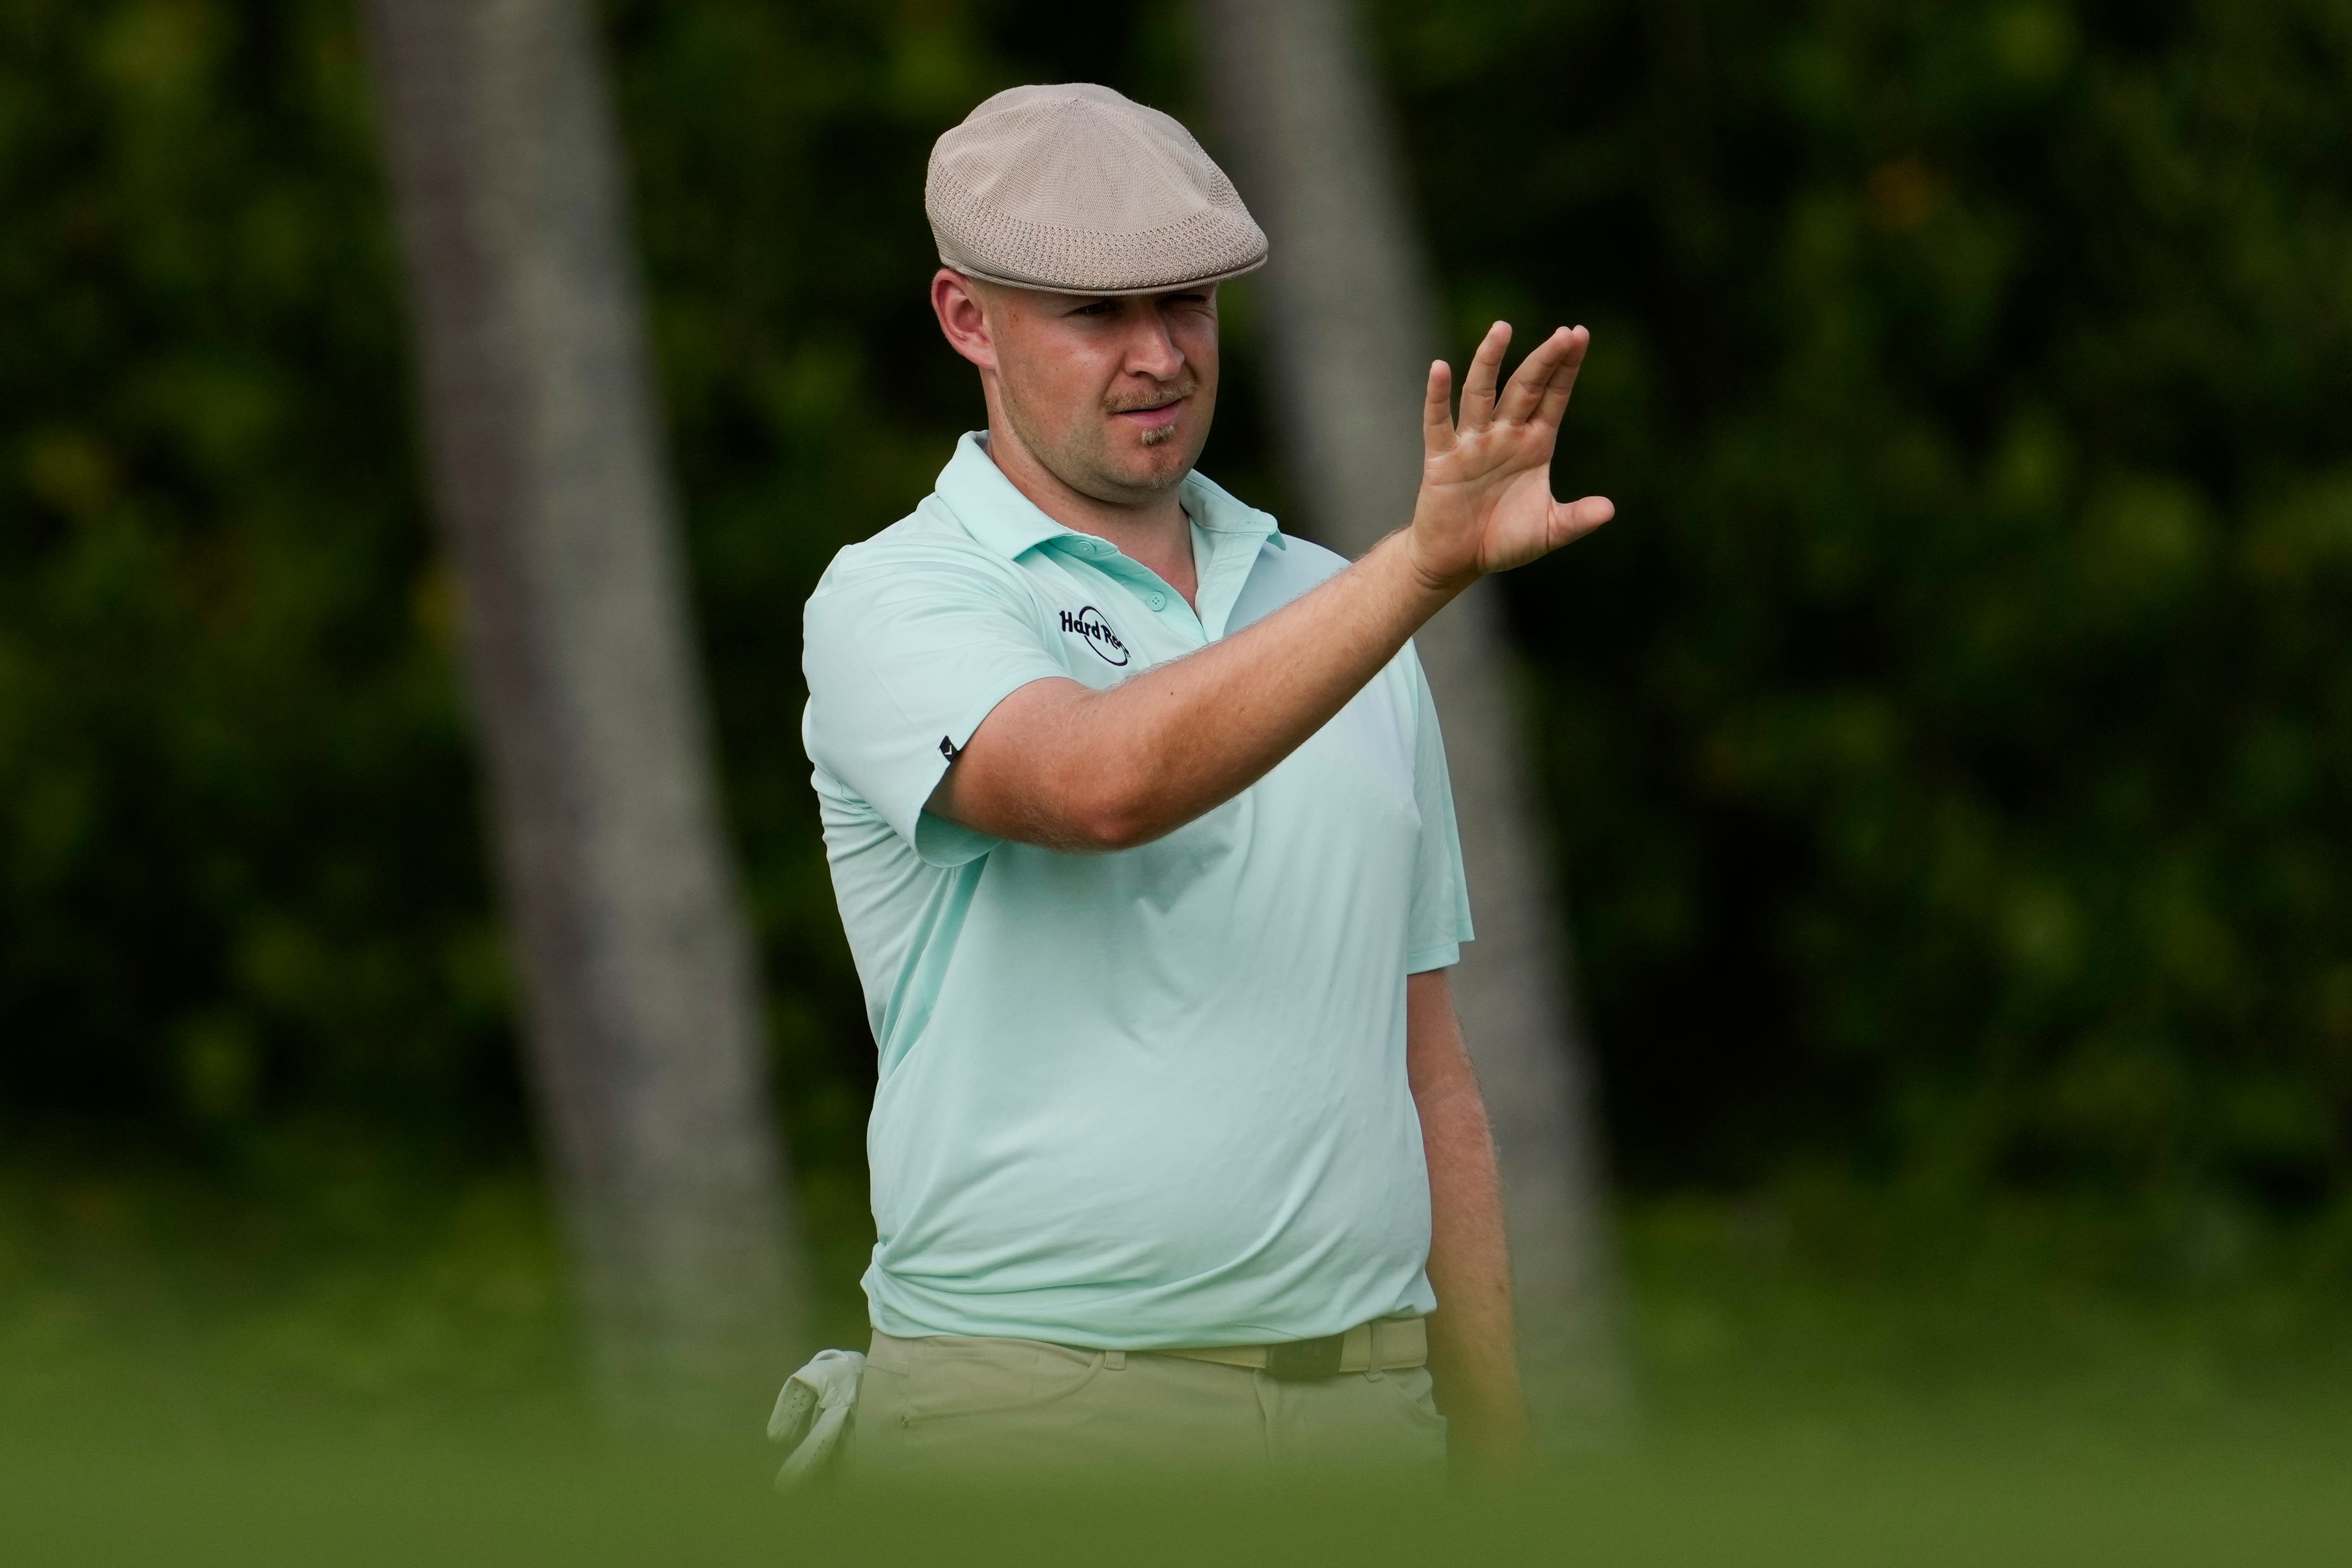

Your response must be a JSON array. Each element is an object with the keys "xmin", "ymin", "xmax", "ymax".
[{"xmin": 1406, "ymin": 322, "xmax": 1614, "ymax": 592}]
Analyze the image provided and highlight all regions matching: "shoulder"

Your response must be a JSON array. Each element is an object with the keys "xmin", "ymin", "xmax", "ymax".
[
  {"xmin": 810, "ymin": 498, "xmax": 1013, "ymax": 592},
  {"xmin": 1224, "ymin": 532, "xmax": 1351, "ymax": 634},
  {"xmin": 1266, "ymin": 534, "xmax": 1350, "ymax": 587},
  {"xmin": 806, "ymin": 499, "xmax": 1036, "ymax": 620}
]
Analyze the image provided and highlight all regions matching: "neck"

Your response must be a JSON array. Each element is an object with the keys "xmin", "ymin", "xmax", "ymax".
[{"xmin": 981, "ymin": 414, "xmax": 1199, "ymax": 607}]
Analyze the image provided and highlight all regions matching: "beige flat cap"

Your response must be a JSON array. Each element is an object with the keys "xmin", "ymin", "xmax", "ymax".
[{"xmin": 927, "ymin": 83, "xmax": 1268, "ymax": 296}]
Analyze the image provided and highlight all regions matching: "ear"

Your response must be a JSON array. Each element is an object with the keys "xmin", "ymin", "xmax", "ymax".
[{"xmin": 932, "ymin": 269, "xmax": 997, "ymax": 371}]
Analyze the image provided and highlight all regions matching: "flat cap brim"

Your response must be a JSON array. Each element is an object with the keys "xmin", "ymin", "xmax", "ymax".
[{"xmin": 937, "ymin": 252, "xmax": 1267, "ymax": 297}]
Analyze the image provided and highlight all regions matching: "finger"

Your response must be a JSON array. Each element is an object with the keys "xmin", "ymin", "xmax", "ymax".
[
  {"xmin": 1421, "ymin": 359, "xmax": 1455, "ymax": 455},
  {"xmin": 1533, "ymin": 326, "xmax": 1591, "ymax": 429},
  {"xmin": 1458, "ymin": 321, "xmax": 1510, "ymax": 429},
  {"xmin": 1497, "ymin": 326, "xmax": 1576, "ymax": 424},
  {"xmin": 1548, "ymin": 493, "xmax": 1614, "ymax": 547}
]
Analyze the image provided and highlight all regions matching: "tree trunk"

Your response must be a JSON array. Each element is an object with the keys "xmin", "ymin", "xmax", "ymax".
[
  {"xmin": 360, "ymin": 0, "xmax": 802, "ymax": 1433},
  {"xmin": 1195, "ymin": 0, "xmax": 1628, "ymax": 1437}
]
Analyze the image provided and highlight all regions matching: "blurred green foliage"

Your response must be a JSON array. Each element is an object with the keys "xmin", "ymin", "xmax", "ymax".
[
  {"xmin": 2, "ymin": 0, "xmax": 2350, "ymax": 1239},
  {"xmin": 0, "ymin": 0, "xmax": 507, "ymax": 1153},
  {"xmin": 1385, "ymin": 0, "xmax": 2352, "ymax": 1204}
]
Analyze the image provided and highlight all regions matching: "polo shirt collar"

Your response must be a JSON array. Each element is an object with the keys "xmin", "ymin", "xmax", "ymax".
[
  {"xmin": 936, "ymin": 430, "xmax": 1286, "ymax": 563},
  {"xmin": 937, "ymin": 432, "xmax": 1074, "ymax": 559}
]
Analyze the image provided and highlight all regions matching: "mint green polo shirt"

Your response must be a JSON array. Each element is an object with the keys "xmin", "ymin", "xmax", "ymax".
[{"xmin": 801, "ymin": 432, "xmax": 1473, "ymax": 1348}]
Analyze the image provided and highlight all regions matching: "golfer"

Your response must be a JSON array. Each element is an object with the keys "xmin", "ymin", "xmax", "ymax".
[{"xmin": 800, "ymin": 83, "xmax": 1610, "ymax": 1482}]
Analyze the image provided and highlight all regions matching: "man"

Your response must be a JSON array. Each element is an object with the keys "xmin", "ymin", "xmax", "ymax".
[{"xmin": 800, "ymin": 83, "xmax": 1610, "ymax": 1482}]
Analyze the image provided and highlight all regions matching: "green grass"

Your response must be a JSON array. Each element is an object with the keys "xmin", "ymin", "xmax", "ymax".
[{"xmin": 4, "ymin": 1155, "xmax": 2350, "ymax": 1564}]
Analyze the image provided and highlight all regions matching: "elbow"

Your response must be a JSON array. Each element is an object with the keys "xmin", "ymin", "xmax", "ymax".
[
  {"xmin": 1070, "ymin": 807, "xmax": 1158, "ymax": 854},
  {"xmin": 1064, "ymin": 783, "xmax": 1166, "ymax": 853}
]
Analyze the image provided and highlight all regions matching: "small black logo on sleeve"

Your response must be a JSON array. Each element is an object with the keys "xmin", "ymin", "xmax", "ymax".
[
  {"xmin": 1059, "ymin": 606, "xmax": 1129, "ymax": 666},
  {"xmin": 939, "ymin": 735, "xmax": 960, "ymax": 761}
]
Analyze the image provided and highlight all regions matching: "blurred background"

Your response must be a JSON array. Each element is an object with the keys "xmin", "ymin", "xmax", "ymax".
[{"xmin": 4, "ymin": 0, "xmax": 2351, "ymax": 1558}]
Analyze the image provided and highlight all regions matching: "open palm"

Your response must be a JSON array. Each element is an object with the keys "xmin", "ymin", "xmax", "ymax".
[{"xmin": 1408, "ymin": 322, "xmax": 1613, "ymax": 589}]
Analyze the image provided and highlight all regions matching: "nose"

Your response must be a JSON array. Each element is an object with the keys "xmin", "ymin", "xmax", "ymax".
[{"xmin": 1123, "ymin": 307, "xmax": 1185, "ymax": 381}]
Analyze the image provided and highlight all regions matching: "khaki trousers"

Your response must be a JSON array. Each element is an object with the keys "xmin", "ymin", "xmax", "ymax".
[{"xmin": 847, "ymin": 1331, "xmax": 1449, "ymax": 1486}]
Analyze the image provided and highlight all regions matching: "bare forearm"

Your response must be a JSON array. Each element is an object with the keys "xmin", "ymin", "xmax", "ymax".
[
  {"xmin": 1421, "ymin": 1080, "xmax": 1524, "ymax": 1441},
  {"xmin": 1407, "ymin": 971, "xmax": 1530, "ymax": 1474},
  {"xmin": 935, "ymin": 529, "xmax": 1454, "ymax": 849}
]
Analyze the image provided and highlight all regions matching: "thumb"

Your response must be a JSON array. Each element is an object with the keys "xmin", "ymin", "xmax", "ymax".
[{"xmin": 1549, "ymin": 494, "xmax": 1616, "ymax": 546}]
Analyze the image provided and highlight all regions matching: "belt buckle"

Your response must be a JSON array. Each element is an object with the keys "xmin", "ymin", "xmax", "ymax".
[{"xmin": 1264, "ymin": 1333, "xmax": 1344, "ymax": 1382}]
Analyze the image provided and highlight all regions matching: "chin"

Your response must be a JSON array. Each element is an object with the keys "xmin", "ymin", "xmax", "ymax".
[
  {"xmin": 1117, "ymin": 450, "xmax": 1191, "ymax": 493},
  {"xmin": 1057, "ymin": 420, "xmax": 1206, "ymax": 502},
  {"xmin": 1119, "ymin": 427, "xmax": 1203, "ymax": 482}
]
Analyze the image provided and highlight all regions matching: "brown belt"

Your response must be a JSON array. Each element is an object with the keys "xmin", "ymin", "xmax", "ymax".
[{"xmin": 1153, "ymin": 1316, "xmax": 1427, "ymax": 1381}]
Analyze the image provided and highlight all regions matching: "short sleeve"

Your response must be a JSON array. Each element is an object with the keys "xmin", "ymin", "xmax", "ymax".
[
  {"xmin": 1404, "ymin": 646, "xmax": 1475, "ymax": 972},
  {"xmin": 802, "ymin": 552, "xmax": 1070, "ymax": 867}
]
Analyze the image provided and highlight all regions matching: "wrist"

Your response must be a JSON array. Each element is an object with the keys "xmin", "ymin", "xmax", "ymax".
[{"xmin": 1382, "ymin": 527, "xmax": 1479, "ymax": 607}]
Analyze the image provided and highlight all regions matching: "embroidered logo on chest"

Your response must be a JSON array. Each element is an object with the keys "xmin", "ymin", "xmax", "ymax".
[{"xmin": 1059, "ymin": 606, "xmax": 1129, "ymax": 666}]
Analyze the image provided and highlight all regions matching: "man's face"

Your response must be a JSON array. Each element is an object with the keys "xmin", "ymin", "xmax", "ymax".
[{"xmin": 946, "ymin": 276, "xmax": 1220, "ymax": 504}]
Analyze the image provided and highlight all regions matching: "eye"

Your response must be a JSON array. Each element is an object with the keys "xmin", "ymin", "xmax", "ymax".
[{"xmin": 1072, "ymin": 299, "xmax": 1117, "ymax": 318}]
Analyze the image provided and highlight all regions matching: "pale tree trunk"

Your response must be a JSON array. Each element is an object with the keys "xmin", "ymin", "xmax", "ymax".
[
  {"xmin": 1196, "ymin": 0, "xmax": 1629, "ymax": 1437},
  {"xmin": 360, "ymin": 0, "xmax": 802, "ymax": 1433}
]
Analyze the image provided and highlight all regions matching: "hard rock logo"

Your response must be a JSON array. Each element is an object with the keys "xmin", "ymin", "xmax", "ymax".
[{"xmin": 1059, "ymin": 606, "xmax": 1129, "ymax": 666}]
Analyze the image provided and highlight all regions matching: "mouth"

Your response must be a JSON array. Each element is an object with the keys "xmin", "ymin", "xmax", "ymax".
[{"xmin": 1112, "ymin": 397, "xmax": 1185, "ymax": 435}]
